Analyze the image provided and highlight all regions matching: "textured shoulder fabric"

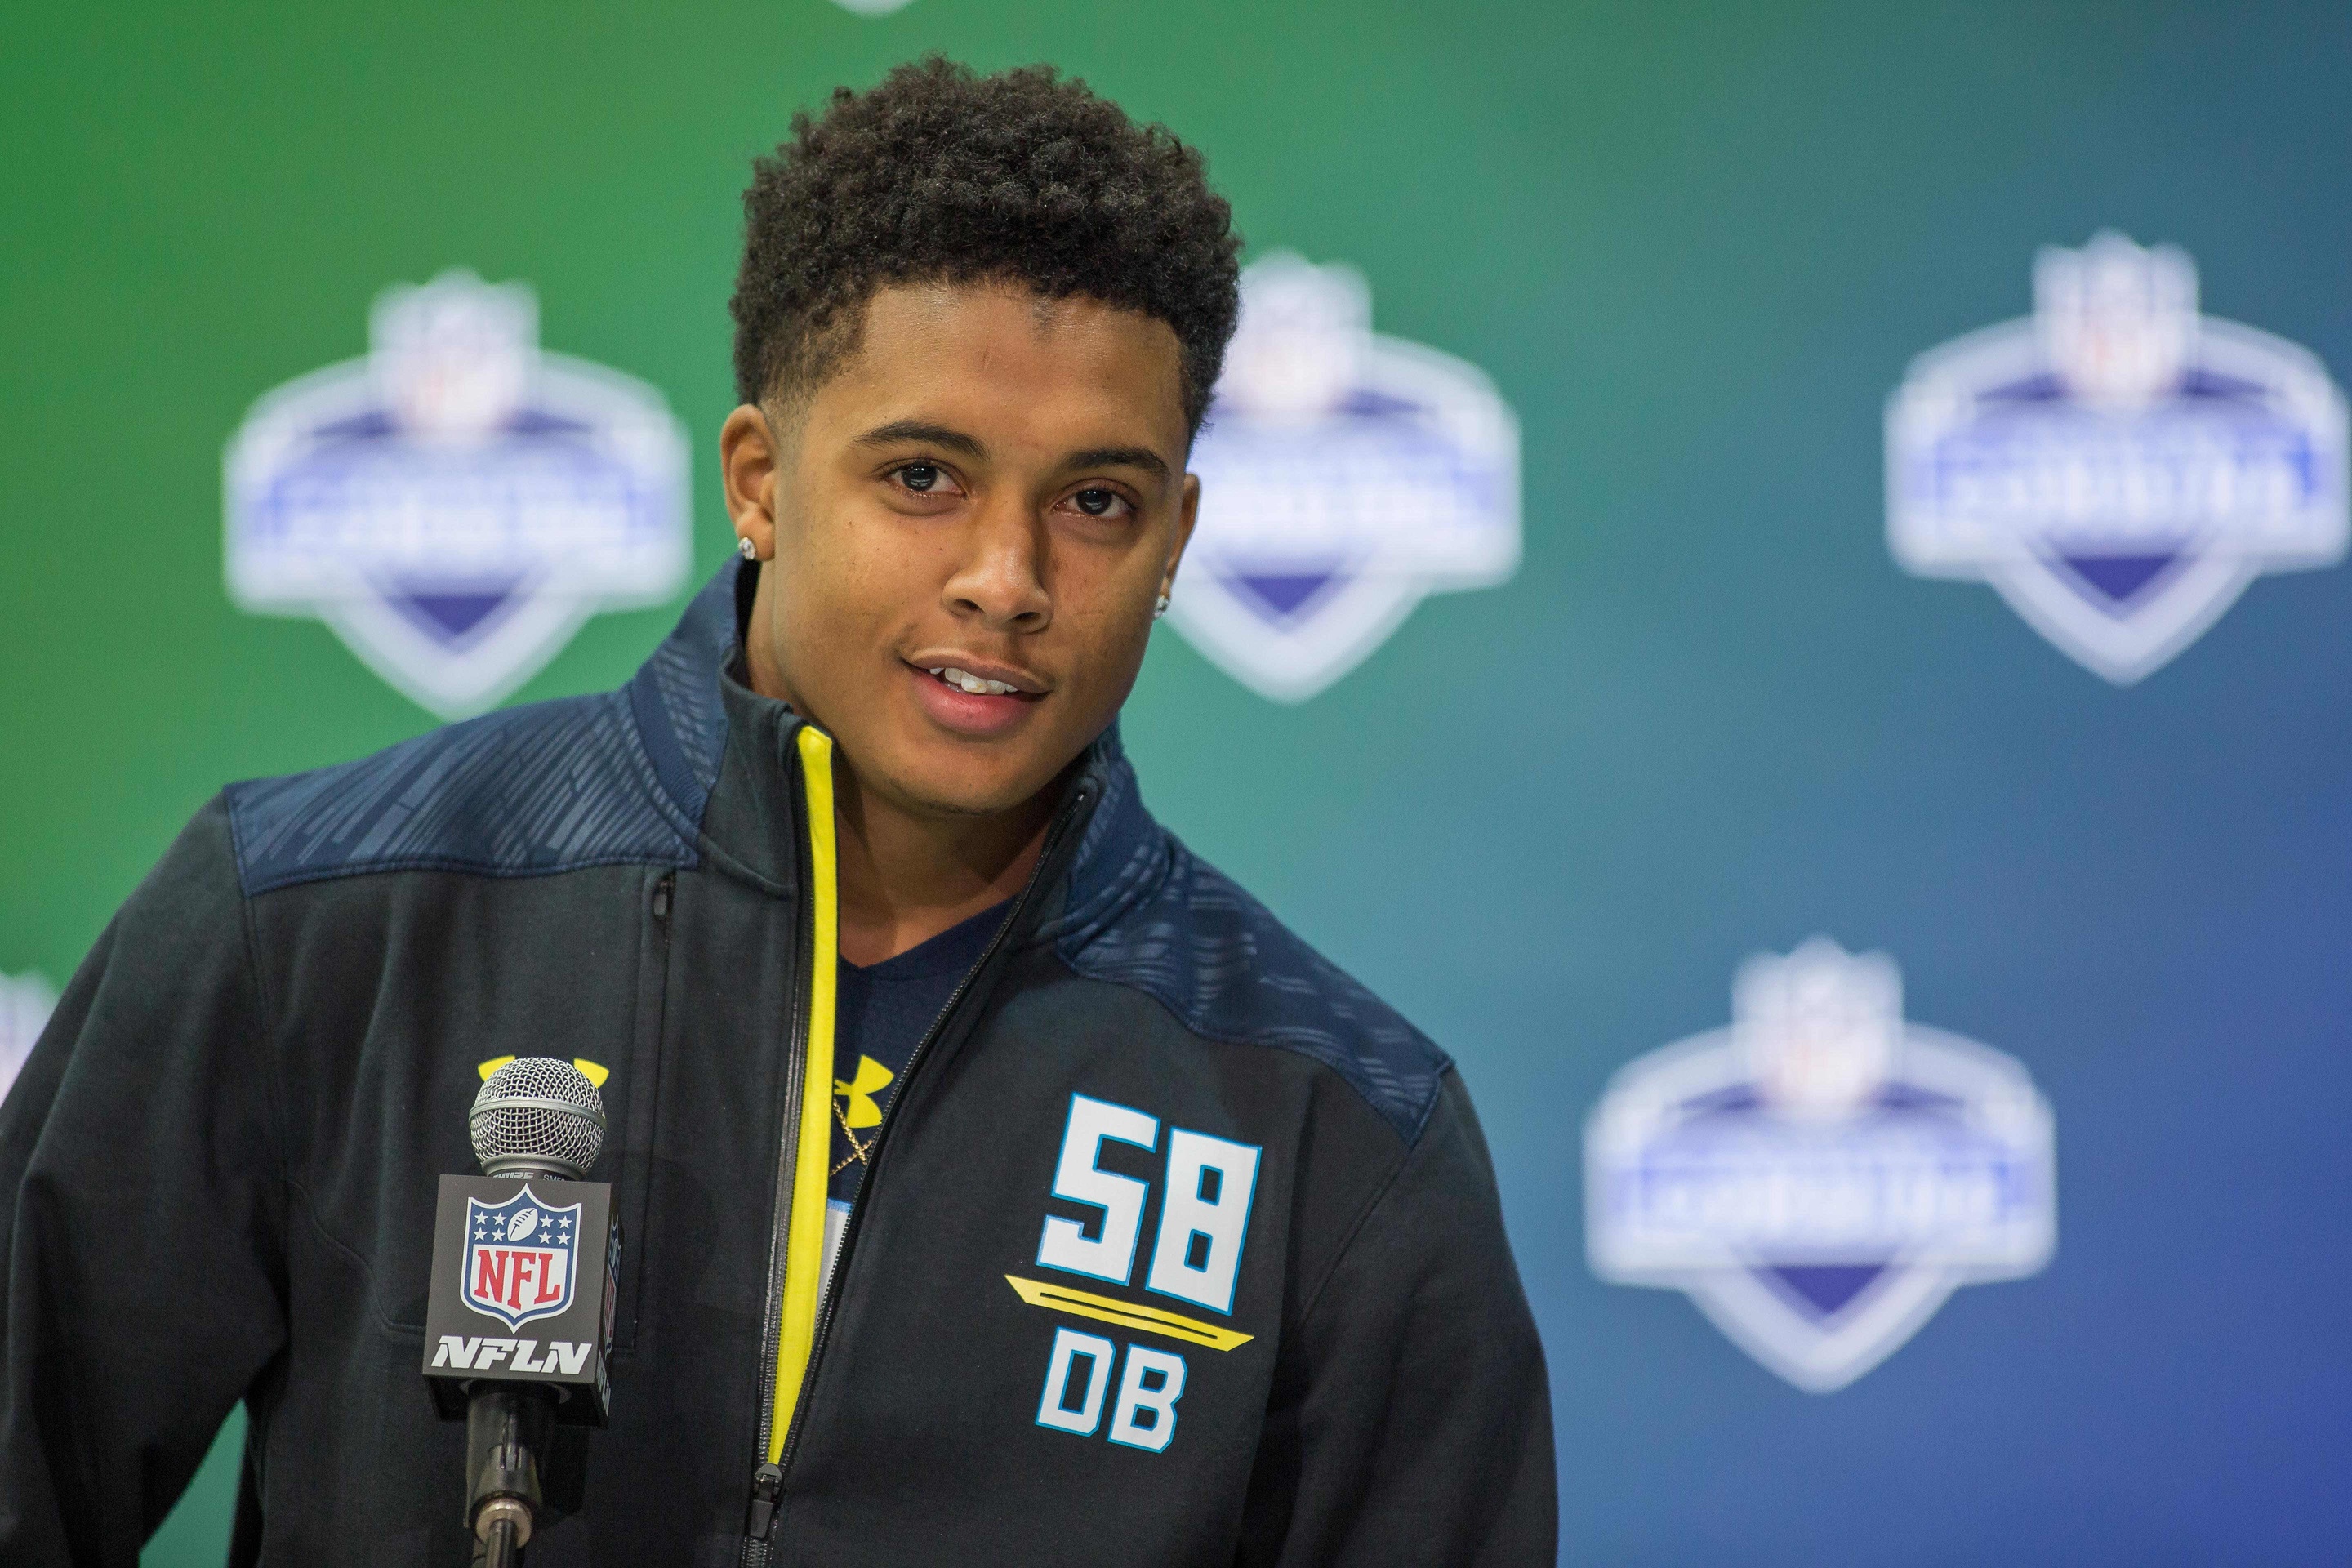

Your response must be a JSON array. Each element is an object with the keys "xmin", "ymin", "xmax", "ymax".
[
  {"xmin": 624, "ymin": 563, "xmax": 737, "ymax": 827},
  {"xmin": 225, "ymin": 564, "xmax": 739, "ymax": 897},
  {"xmin": 1045, "ymin": 750, "xmax": 1452, "ymax": 1146},
  {"xmin": 225, "ymin": 691, "xmax": 692, "ymax": 895}
]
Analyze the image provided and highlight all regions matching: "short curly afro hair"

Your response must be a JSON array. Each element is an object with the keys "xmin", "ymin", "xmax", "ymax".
[{"xmin": 731, "ymin": 58, "xmax": 1241, "ymax": 434}]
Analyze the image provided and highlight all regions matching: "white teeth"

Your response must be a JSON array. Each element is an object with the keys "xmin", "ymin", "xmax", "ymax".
[{"xmin": 935, "ymin": 666, "xmax": 1019, "ymax": 696}]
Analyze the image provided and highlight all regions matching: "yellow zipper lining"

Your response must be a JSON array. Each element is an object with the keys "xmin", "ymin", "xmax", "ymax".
[{"xmin": 768, "ymin": 724, "xmax": 840, "ymax": 1463}]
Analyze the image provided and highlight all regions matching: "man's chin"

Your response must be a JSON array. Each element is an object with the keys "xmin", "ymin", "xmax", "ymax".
[{"xmin": 864, "ymin": 748, "xmax": 1066, "ymax": 824}]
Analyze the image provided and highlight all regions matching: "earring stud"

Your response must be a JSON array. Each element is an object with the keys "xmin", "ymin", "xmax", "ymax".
[
  {"xmin": 1153, "ymin": 592, "xmax": 1171, "ymax": 620},
  {"xmin": 737, "ymin": 536, "xmax": 757, "ymax": 562}
]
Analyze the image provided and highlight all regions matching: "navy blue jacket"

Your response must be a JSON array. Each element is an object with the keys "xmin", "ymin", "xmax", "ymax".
[{"xmin": 0, "ymin": 561, "xmax": 1554, "ymax": 1566}]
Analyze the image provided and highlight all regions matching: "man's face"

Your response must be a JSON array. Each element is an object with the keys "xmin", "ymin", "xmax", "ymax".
[{"xmin": 725, "ymin": 282, "xmax": 1197, "ymax": 820}]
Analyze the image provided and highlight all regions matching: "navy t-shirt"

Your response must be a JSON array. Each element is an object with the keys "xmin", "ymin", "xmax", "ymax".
[{"xmin": 826, "ymin": 901, "xmax": 1009, "ymax": 1210}]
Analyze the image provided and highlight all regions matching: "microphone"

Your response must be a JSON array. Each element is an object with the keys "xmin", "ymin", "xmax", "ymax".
[
  {"xmin": 423, "ymin": 1058, "xmax": 622, "ymax": 1566},
  {"xmin": 471, "ymin": 1056, "xmax": 608, "ymax": 1180}
]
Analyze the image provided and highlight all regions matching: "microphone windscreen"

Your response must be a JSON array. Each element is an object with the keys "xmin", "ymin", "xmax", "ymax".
[{"xmin": 470, "ymin": 1057, "xmax": 608, "ymax": 1178}]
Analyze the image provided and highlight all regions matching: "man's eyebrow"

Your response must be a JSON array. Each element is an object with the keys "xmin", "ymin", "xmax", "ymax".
[
  {"xmin": 855, "ymin": 419, "xmax": 985, "ymax": 457},
  {"xmin": 1065, "ymin": 445, "xmax": 1170, "ymax": 479}
]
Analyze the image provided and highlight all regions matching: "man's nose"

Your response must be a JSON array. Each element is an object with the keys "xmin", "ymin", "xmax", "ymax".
[{"xmin": 942, "ymin": 501, "xmax": 1053, "ymax": 633}]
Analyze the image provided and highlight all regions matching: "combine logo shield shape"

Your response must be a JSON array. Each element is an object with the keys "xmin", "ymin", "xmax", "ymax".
[
  {"xmin": 461, "ymin": 1186, "xmax": 583, "ymax": 1331},
  {"xmin": 1887, "ymin": 233, "xmax": 2347, "ymax": 683},
  {"xmin": 0, "ymin": 972, "xmax": 56, "ymax": 1108},
  {"xmin": 225, "ymin": 270, "xmax": 690, "ymax": 718},
  {"xmin": 1585, "ymin": 939, "xmax": 2056, "ymax": 1392},
  {"xmin": 1170, "ymin": 253, "xmax": 1520, "ymax": 702}
]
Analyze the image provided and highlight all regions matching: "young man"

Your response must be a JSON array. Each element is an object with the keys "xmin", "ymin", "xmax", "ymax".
[{"xmin": 0, "ymin": 60, "xmax": 1554, "ymax": 1565}]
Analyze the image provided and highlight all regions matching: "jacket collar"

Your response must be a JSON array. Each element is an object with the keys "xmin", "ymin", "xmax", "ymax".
[{"xmin": 624, "ymin": 559, "xmax": 1165, "ymax": 924}]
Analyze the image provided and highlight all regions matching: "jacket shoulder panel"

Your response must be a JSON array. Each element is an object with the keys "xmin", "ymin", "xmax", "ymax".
[
  {"xmin": 225, "ymin": 689, "xmax": 697, "ymax": 896},
  {"xmin": 622, "ymin": 561, "xmax": 737, "ymax": 826},
  {"xmin": 1054, "ymin": 825, "xmax": 1452, "ymax": 1145}
]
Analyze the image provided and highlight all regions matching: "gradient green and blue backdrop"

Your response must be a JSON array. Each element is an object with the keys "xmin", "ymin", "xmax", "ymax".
[{"xmin": 5, "ymin": 2, "xmax": 2349, "ymax": 1561}]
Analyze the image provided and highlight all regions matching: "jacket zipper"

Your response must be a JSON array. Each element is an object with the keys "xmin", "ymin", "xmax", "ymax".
[
  {"xmin": 742, "ymin": 725, "xmax": 841, "ymax": 1563},
  {"xmin": 747, "ymin": 779, "xmax": 1094, "ymax": 1551}
]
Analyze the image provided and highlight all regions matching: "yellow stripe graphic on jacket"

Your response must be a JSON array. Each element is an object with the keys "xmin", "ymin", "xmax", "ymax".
[
  {"xmin": 768, "ymin": 725, "xmax": 840, "ymax": 1462},
  {"xmin": 475, "ymin": 1054, "xmax": 608, "ymax": 1087},
  {"xmin": 1004, "ymin": 1275, "xmax": 1254, "ymax": 1352}
]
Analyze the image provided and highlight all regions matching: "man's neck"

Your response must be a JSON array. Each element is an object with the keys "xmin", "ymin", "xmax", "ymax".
[
  {"xmin": 831, "ymin": 764, "xmax": 1055, "ymax": 967},
  {"xmin": 742, "ymin": 604, "xmax": 1056, "ymax": 964}
]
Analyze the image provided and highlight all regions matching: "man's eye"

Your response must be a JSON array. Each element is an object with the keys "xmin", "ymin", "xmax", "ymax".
[
  {"xmin": 898, "ymin": 464, "xmax": 941, "ymax": 492},
  {"xmin": 1072, "ymin": 488, "xmax": 1124, "ymax": 517}
]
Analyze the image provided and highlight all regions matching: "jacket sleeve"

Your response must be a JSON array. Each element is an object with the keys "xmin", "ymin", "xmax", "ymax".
[
  {"xmin": 0, "ymin": 798, "xmax": 287, "ymax": 1566},
  {"xmin": 1239, "ymin": 1070, "xmax": 1557, "ymax": 1566}
]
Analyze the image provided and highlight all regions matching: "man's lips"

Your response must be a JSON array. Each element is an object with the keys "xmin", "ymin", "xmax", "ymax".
[
  {"xmin": 908, "ymin": 657, "xmax": 1046, "ymax": 697},
  {"xmin": 902, "ymin": 658, "xmax": 1045, "ymax": 737}
]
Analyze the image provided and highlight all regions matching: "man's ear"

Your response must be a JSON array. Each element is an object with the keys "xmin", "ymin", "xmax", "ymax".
[
  {"xmin": 1161, "ymin": 471, "xmax": 1202, "ymax": 599},
  {"xmin": 720, "ymin": 403, "xmax": 782, "ymax": 559}
]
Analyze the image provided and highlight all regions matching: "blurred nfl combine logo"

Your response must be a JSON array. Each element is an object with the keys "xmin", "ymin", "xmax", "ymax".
[
  {"xmin": 0, "ymin": 971, "xmax": 58, "ymax": 1108},
  {"xmin": 225, "ymin": 271, "xmax": 690, "ymax": 719},
  {"xmin": 1584, "ymin": 939, "xmax": 2055, "ymax": 1392},
  {"xmin": 1171, "ymin": 253, "xmax": 1520, "ymax": 702},
  {"xmin": 1887, "ymin": 233, "xmax": 2347, "ymax": 684}
]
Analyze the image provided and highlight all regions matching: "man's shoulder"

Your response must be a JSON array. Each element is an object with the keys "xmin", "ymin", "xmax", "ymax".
[
  {"xmin": 1052, "ymin": 819, "xmax": 1453, "ymax": 1147},
  {"xmin": 222, "ymin": 689, "xmax": 697, "ymax": 898}
]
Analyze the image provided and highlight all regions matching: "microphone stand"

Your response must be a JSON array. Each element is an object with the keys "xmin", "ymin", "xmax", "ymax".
[
  {"xmin": 438, "ymin": 1062, "xmax": 615, "ymax": 1566},
  {"xmin": 467, "ymin": 1384, "xmax": 555, "ymax": 1567}
]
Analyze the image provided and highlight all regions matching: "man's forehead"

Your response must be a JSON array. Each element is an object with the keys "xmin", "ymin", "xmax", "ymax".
[{"xmin": 818, "ymin": 281, "xmax": 1189, "ymax": 442}]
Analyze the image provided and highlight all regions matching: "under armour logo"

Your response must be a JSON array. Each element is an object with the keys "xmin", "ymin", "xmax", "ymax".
[{"xmin": 834, "ymin": 1055, "xmax": 893, "ymax": 1130}]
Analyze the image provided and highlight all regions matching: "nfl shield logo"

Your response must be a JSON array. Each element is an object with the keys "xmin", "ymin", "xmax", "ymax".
[
  {"xmin": 1171, "ymin": 253, "xmax": 1520, "ymax": 702},
  {"xmin": 1585, "ymin": 938, "xmax": 2056, "ymax": 1392},
  {"xmin": 224, "ymin": 270, "xmax": 691, "ymax": 718},
  {"xmin": 461, "ymin": 1186, "xmax": 584, "ymax": 1330},
  {"xmin": 1887, "ymin": 233, "xmax": 2349, "ymax": 684}
]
